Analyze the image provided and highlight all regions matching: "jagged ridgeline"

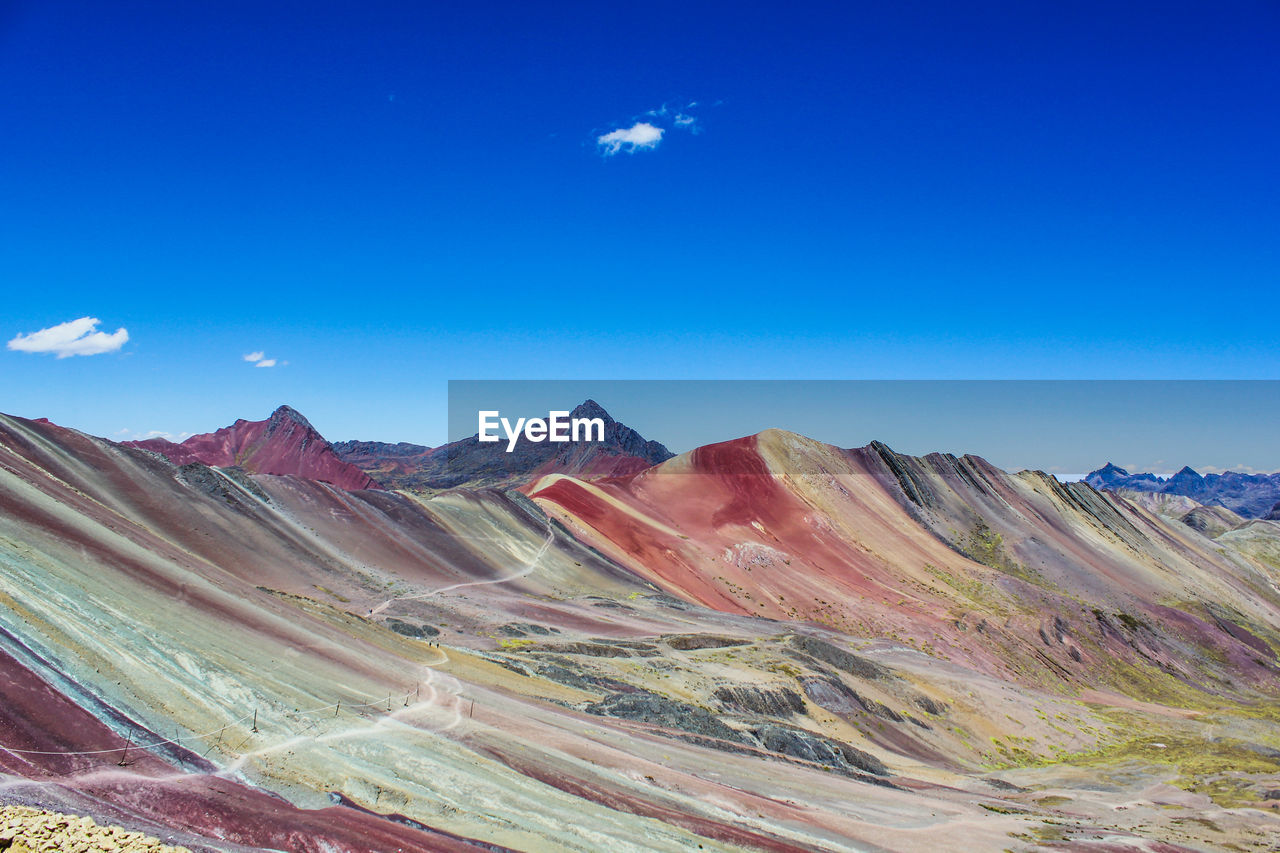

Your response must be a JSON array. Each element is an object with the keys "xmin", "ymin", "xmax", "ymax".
[
  {"xmin": 1088, "ymin": 461, "xmax": 1280, "ymax": 519},
  {"xmin": 2, "ymin": 407, "xmax": 1280, "ymax": 851},
  {"xmin": 333, "ymin": 399, "xmax": 674, "ymax": 491}
]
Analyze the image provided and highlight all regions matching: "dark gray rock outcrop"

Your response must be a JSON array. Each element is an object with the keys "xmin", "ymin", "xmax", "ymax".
[
  {"xmin": 789, "ymin": 635, "xmax": 891, "ymax": 680},
  {"xmin": 664, "ymin": 634, "xmax": 749, "ymax": 651},
  {"xmin": 751, "ymin": 724, "xmax": 888, "ymax": 776},
  {"xmin": 584, "ymin": 692, "xmax": 747, "ymax": 743},
  {"xmin": 714, "ymin": 685, "xmax": 805, "ymax": 717},
  {"xmin": 801, "ymin": 677, "xmax": 902, "ymax": 721}
]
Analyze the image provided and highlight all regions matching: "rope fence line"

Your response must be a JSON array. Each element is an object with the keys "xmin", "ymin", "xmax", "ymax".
[{"xmin": 0, "ymin": 460, "xmax": 543, "ymax": 766}]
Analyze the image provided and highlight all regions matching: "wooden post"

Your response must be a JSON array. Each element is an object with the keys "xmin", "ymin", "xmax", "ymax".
[
  {"xmin": 251, "ymin": 709, "xmax": 258, "ymax": 733},
  {"xmin": 117, "ymin": 731, "xmax": 132, "ymax": 766},
  {"xmin": 203, "ymin": 727, "xmax": 224, "ymax": 759}
]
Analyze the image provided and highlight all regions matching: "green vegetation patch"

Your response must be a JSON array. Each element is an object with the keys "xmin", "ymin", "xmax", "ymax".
[{"xmin": 1053, "ymin": 729, "xmax": 1280, "ymax": 808}]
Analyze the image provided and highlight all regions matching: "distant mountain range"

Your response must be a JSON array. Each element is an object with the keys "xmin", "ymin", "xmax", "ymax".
[
  {"xmin": 124, "ymin": 399, "xmax": 672, "ymax": 494},
  {"xmin": 1086, "ymin": 462, "xmax": 1280, "ymax": 519},
  {"xmin": 333, "ymin": 399, "xmax": 673, "ymax": 491}
]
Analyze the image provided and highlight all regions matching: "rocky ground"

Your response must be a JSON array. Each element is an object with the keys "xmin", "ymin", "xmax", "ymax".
[{"xmin": 0, "ymin": 806, "xmax": 191, "ymax": 853}]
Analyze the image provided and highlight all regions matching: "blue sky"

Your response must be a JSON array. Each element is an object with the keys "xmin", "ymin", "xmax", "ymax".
[{"xmin": 2, "ymin": 2, "xmax": 1278, "ymax": 459}]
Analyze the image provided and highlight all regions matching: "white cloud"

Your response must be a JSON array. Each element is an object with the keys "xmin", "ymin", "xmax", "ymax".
[
  {"xmin": 673, "ymin": 112, "xmax": 701, "ymax": 134},
  {"xmin": 115, "ymin": 428, "xmax": 192, "ymax": 443},
  {"xmin": 595, "ymin": 100, "xmax": 710, "ymax": 155},
  {"xmin": 1199, "ymin": 464, "xmax": 1273, "ymax": 475},
  {"xmin": 244, "ymin": 351, "xmax": 284, "ymax": 367},
  {"xmin": 144, "ymin": 429, "xmax": 192, "ymax": 442},
  {"xmin": 7, "ymin": 317, "xmax": 129, "ymax": 358},
  {"xmin": 597, "ymin": 122, "xmax": 664, "ymax": 156}
]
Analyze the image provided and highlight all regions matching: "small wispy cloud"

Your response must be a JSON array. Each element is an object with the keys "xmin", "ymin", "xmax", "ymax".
[
  {"xmin": 7, "ymin": 317, "xmax": 129, "ymax": 358},
  {"xmin": 115, "ymin": 427, "xmax": 193, "ymax": 443},
  {"xmin": 243, "ymin": 351, "xmax": 282, "ymax": 368},
  {"xmin": 595, "ymin": 100, "xmax": 707, "ymax": 156},
  {"xmin": 597, "ymin": 122, "xmax": 664, "ymax": 156},
  {"xmin": 1198, "ymin": 464, "xmax": 1275, "ymax": 476},
  {"xmin": 1112, "ymin": 461, "xmax": 1279, "ymax": 478}
]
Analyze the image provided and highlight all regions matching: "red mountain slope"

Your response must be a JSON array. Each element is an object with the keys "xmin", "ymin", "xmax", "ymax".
[
  {"xmin": 125, "ymin": 405, "xmax": 378, "ymax": 491},
  {"xmin": 529, "ymin": 429, "xmax": 1280, "ymax": 697}
]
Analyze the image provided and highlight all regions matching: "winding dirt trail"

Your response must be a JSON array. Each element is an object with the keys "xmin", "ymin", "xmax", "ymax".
[{"xmin": 370, "ymin": 515, "xmax": 555, "ymax": 616}]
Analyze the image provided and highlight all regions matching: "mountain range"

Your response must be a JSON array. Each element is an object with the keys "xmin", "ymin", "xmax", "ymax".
[
  {"xmin": 119, "ymin": 400, "xmax": 671, "ymax": 495},
  {"xmin": 332, "ymin": 399, "xmax": 673, "ymax": 491},
  {"xmin": 1087, "ymin": 462, "xmax": 1280, "ymax": 519},
  {"xmin": 1, "ymin": 403, "xmax": 1278, "ymax": 851}
]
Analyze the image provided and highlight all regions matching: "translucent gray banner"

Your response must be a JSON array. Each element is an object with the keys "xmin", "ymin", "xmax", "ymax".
[{"xmin": 442, "ymin": 379, "xmax": 1280, "ymax": 483}]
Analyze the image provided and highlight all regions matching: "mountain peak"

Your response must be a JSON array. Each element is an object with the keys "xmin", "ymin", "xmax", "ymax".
[
  {"xmin": 124, "ymin": 405, "xmax": 377, "ymax": 491},
  {"xmin": 569, "ymin": 399, "xmax": 612, "ymax": 422},
  {"xmin": 1085, "ymin": 462, "xmax": 1140, "ymax": 488},
  {"xmin": 333, "ymin": 398, "xmax": 672, "ymax": 490},
  {"xmin": 268, "ymin": 404, "xmax": 314, "ymax": 431}
]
